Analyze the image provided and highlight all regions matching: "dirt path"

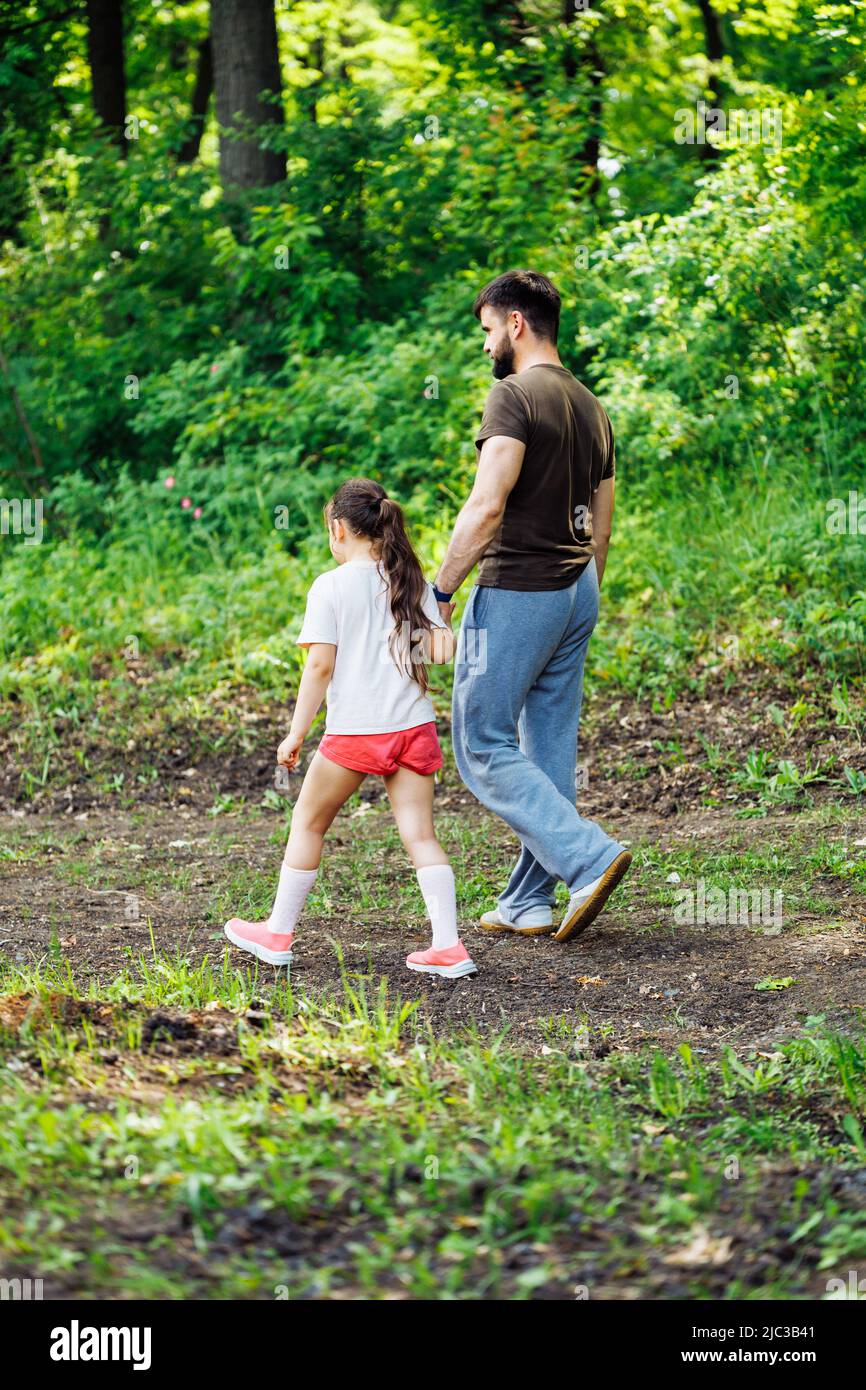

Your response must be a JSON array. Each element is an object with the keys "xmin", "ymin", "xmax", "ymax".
[
  {"xmin": 3, "ymin": 677, "xmax": 864, "ymax": 1048},
  {"xmin": 3, "ymin": 787, "xmax": 864, "ymax": 1053}
]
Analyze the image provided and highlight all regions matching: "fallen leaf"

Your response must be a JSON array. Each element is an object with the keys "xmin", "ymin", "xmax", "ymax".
[{"xmin": 663, "ymin": 1227, "xmax": 734, "ymax": 1267}]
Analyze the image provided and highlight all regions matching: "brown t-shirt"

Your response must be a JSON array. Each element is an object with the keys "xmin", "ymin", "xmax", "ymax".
[{"xmin": 475, "ymin": 364, "xmax": 615, "ymax": 591}]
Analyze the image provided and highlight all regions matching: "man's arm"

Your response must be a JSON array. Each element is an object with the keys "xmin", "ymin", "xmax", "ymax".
[
  {"xmin": 591, "ymin": 476, "xmax": 615, "ymax": 588},
  {"xmin": 435, "ymin": 435, "xmax": 525, "ymax": 598}
]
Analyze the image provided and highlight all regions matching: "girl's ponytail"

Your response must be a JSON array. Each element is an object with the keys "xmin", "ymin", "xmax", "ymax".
[{"xmin": 326, "ymin": 479, "xmax": 434, "ymax": 693}]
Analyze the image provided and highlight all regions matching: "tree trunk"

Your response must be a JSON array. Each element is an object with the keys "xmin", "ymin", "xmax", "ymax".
[
  {"xmin": 301, "ymin": 36, "xmax": 325, "ymax": 124},
  {"xmin": 0, "ymin": 122, "xmax": 24, "ymax": 242},
  {"xmin": 563, "ymin": 0, "xmax": 578, "ymax": 80},
  {"xmin": 697, "ymin": 0, "xmax": 725, "ymax": 65},
  {"xmin": 696, "ymin": 0, "xmax": 724, "ymax": 162},
  {"xmin": 563, "ymin": 0, "xmax": 604, "ymax": 200},
  {"xmin": 210, "ymin": 0, "xmax": 286, "ymax": 190},
  {"xmin": 178, "ymin": 37, "xmax": 213, "ymax": 163},
  {"xmin": 0, "ymin": 341, "xmax": 48, "ymax": 492},
  {"xmin": 85, "ymin": 0, "xmax": 127, "ymax": 156},
  {"xmin": 578, "ymin": 45, "xmax": 604, "ymax": 199}
]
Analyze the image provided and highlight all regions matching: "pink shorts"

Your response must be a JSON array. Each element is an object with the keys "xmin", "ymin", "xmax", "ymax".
[{"xmin": 318, "ymin": 721, "xmax": 443, "ymax": 777}]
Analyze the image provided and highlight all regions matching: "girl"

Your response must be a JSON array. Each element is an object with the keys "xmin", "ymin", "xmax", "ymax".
[{"xmin": 224, "ymin": 477, "xmax": 477, "ymax": 979}]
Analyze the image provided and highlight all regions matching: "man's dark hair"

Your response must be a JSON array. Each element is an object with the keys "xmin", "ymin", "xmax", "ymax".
[{"xmin": 473, "ymin": 269, "xmax": 562, "ymax": 344}]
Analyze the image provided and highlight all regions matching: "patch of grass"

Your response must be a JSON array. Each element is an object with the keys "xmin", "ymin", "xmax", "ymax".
[{"xmin": 1, "ymin": 959, "xmax": 866, "ymax": 1299}]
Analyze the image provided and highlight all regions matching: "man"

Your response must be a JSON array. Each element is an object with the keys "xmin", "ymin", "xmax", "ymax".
[{"xmin": 433, "ymin": 269, "xmax": 631, "ymax": 942}]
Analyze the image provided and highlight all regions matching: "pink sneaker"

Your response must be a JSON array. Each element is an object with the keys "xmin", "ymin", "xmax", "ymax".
[
  {"xmin": 224, "ymin": 918, "xmax": 294, "ymax": 966},
  {"xmin": 405, "ymin": 940, "xmax": 477, "ymax": 979}
]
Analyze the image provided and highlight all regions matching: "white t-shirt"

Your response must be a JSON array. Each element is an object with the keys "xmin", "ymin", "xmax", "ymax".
[{"xmin": 296, "ymin": 560, "xmax": 447, "ymax": 735}]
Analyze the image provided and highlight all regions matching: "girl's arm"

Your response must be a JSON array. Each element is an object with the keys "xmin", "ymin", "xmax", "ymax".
[{"xmin": 277, "ymin": 644, "xmax": 336, "ymax": 768}]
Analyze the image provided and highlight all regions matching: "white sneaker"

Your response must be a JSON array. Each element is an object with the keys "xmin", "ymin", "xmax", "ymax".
[
  {"xmin": 479, "ymin": 905, "xmax": 554, "ymax": 936},
  {"xmin": 553, "ymin": 851, "xmax": 632, "ymax": 942}
]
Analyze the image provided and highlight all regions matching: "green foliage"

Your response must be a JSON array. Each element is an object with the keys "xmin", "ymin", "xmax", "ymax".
[{"xmin": 1, "ymin": 0, "xmax": 865, "ymax": 732}]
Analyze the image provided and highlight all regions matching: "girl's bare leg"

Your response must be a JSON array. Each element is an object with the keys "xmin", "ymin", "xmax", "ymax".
[
  {"xmin": 385, "ymin": 767, "xmax": 469, "ymax": 963},
  {"xmin": 383, "ymin": 767, "xmax": 448, "ymax": 868},
  {"xmin": 286, "ymin": 752, "xmax": 366, "ymax": 870}
]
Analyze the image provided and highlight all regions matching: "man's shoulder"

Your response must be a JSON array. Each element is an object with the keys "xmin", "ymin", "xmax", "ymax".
[
  {"xmin": 506, "ymin": 364, "xmax": 596, "ymax": 407},
  {"xmin": 537, "ymin": 367, "xmax": 609, "ymax": 423},
  {"xmin": 481, "ymin": 373, "xmax": 535, "ymax": 422},
  {"xmin": 520, "ymin": 364, "xmax": 592, "ymax": 396},
  {"xmin": 484, "ymin": 375, "xmax": 524, "ymax": 403}
]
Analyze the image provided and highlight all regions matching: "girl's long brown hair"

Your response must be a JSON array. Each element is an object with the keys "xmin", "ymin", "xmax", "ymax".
[{"xmin": 326, "ymin": 478, "xmax": 434, "ymax": 694}]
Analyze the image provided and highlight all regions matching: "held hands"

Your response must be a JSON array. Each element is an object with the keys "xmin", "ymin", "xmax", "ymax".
[
  {"xmin": 434, "ymin": 601, "xmax": 456, "ymax": 664},
  {"xmin": 277, "ymin": 730, "xmax": 304, "ymax": 771},
  {"xmin": 437, "ymin": 600, "xmax": 456, "ymax": 626}
]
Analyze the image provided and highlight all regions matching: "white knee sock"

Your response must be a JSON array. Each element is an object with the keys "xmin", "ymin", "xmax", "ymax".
[
  {"xmin": 417, "ymin": 864, "xmax": 459, "ymax": 950},
  {"xmin": 268, "ymin": 864, "xmax": 317, "ymax": 937}
]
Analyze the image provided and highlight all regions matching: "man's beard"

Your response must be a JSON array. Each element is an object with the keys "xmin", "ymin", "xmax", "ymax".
[{"xmin": 491, "ymin": 337, "xmax": 516, "ymax": 379}]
